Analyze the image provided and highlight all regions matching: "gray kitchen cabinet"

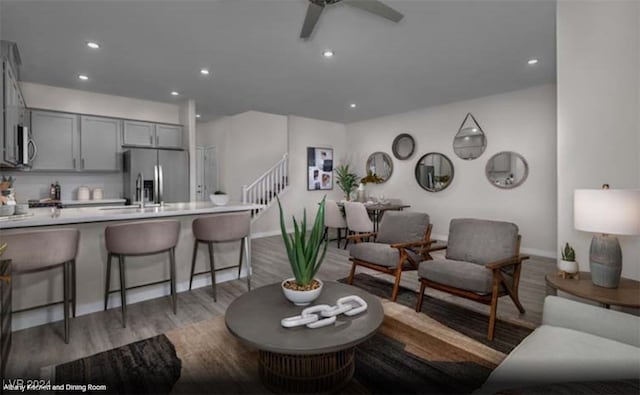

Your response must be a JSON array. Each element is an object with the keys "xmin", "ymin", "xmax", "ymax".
[
  {"xmin": 123, "ymin": 120, "xmax": 155, "ymax": 147},
  {"xmin": 3, "ymin": 61, "xmax": 25, "ymax": 165},
  {"xmin": 31, "ymin": 110, "xmax": 78, "ymax": 170},
  {"xmin": 80, "ymin": 116, "xmax": 121, "ymax": 171},
  {"xmin": 155, "ymin": 124, "xmax": 183, "ymax": 149}
]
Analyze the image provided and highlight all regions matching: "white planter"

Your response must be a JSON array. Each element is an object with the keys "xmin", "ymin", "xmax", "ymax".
[
  {"xmin": 557, "ymin": 259, "xmax": 578, "ymax": 274},
  {"xmin": 281, "ymin": 278, "xmax": 323, "ymax": 306},
  {"xmin": 209, "ymin": 194, "xmax": 230, "ymax": 206}
]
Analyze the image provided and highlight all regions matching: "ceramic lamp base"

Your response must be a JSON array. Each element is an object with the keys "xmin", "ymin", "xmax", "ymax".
[{"xmin": 589, "ymin": 234, "xmax": 622, "ymax": 288}]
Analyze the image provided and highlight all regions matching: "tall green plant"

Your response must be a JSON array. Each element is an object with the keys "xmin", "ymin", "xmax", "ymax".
[
  {"xmin": 561, "ymin": 242, "xmax": 576, "ymax": 261},
  {"xmin": 335, "ymin": 164, "xmax": 359, "ymax": 200},
  {"xmin": 277, "ymin": 197, "xmax": 328, "ymax": 286}
]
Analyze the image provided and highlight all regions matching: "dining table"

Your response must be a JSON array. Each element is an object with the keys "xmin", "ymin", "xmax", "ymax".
[{"xmin": 338, "ymin": 201, "xmax": 411, "ymax": 232}]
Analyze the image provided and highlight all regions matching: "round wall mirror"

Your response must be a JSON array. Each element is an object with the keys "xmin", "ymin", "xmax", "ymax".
[
  {"xmin": 365, "ymin": 152, "xmax": 393, "ymax": 183},
  {"xmin": 485, "ymin": 151, "xmax": 529, "ymax": 189},
  {"xmin": 453, "ymin": 113, "xmax": 487, "ymax": 160},
  {"xmin": 415, "ymin": 153, "xmax": 454, "ymax": 192},
  {"xmin": 392, "ymin": 133, "xmax": 415, "ymax": 160}
]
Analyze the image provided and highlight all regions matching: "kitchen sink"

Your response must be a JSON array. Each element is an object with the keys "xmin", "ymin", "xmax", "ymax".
[{"xmin": 99, "ymin": 204, "xmax": 162, "ymax": 210}]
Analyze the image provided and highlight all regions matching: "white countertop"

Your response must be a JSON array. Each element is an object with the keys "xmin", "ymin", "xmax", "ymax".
[
  {"xmin": 0, "ymin": 201, "xmax": 263, "ymax": 229},
  {"xmin": 61, "ymin": 198, "xmax": 126, "ymax": 205}
]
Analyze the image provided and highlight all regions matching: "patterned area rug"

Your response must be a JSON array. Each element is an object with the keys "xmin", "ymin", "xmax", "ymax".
[
  {"xmin": 53, "ymin": 299, "xmax": 506, "ymax": 394},
  {"xmin": 341, "ymin": 273, "xmax": 533, "ymax": 353}
]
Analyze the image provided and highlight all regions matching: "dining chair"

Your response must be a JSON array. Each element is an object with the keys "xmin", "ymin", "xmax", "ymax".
[
  {"xmin": 324, "ymin": 200, "xmax": 348, "ymax": 248},
  {"xmin": 344, "ymin": 202, "xmax": 374, "ymax": 249}
]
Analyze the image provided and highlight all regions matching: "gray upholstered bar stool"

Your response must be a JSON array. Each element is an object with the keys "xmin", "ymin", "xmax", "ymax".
[
  {"xmin": 2, "ymin": 229, "xmax": 80, "ymax": 343},
  {"xmin": 104, "ymin": 220, "xmax": 180, "ymax": 327},
  {"xmin": 189, "ymin": 211, "xmax": 251, "ymax": 302}
]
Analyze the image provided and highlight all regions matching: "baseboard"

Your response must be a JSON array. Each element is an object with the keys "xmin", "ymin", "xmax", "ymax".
[{"xmin": 11, "ymin": 267, "xmax": 251, "ymax": 332}]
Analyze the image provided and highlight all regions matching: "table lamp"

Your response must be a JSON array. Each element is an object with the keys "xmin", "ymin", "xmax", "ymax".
[{"xmin": 574, "ymin": 185, "xmax": 640, "ymax": 288}]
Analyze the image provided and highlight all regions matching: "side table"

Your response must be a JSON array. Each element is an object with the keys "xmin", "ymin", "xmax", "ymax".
[
  {"xmin": 545, "ymin": 271, "xmax": 640, "ymax": 309},
  {"xmin": 0, "ymin": 259, "xmax": 11, "ymax": 377}
]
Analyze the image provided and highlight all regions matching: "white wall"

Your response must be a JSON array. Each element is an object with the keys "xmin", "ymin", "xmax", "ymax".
[
  {"xmin": 20, "ymin": 82, "xmax": 180, "ymax": 124},
  {"xmin": 557, "ymin": 1, "xmax": 640, "ymax": 279},
  {"xmin": 346, "ymin": 85, "xmax": 557, "ymax": 257}
]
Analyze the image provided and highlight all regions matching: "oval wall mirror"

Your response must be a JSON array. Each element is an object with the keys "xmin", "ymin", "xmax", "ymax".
[
  {"xmin": 415, "ymin": 153, "xmax": 454, "ymax": 192},
  {"xmin": 365, "ymin": 152, "xmax": 393, "ymax": 183},
  {"xmin": 453, "ymin": 113, "xmax": 487, "ymax": 160},
  {"xmin": 392, "ymin": 133, "xmax": 415, "ymax": 160},
  {"xmin": 485, "ymin": 151, "xmax": 529, "ymax": 189}
]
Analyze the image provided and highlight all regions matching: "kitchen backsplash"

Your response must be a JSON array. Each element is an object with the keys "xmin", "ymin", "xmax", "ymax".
[{"xmin": 0, "ymin": 171, "xmax": 123, "ymax": 202}]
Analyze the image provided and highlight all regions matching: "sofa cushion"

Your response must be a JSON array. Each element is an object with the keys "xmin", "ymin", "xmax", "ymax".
[
  {"xmin": 418, "ymin": 258, "xmax": 496, "ymax": 293},
  {"xmin": 350, "ymin": 242, "xmax": 421, "ymax": 268},
  {"xmin": 376, "ymin": 212, "xmax": 430, "ymax": 245},
  {"xmin": 446, "ymin": 218, "xmax": 518, "ymax": 265},
  {"xmin": 477, "ymin": 325, "xmax": 640, "ymax": 394}
]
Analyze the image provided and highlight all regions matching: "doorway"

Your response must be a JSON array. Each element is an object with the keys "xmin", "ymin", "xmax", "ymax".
[{"xmin": 196, "ymin": 146, "xmax": 218, "ymax": 201}]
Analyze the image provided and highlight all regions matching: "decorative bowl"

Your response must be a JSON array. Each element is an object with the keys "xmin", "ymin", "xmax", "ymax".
[
  {"xmin": 209, "ymin": 194, "xmax": 230, "ymax": 206},
  {"xmin": 281, "ymin": 278, "xmax": 323, "ymax": 306},
  {"xmin": 0, "ymin": 205, "xmax": 15, "ymax": 216},
  {"xmin": 14, "ymin": 204, "xmax": 28, "ymax": 215}
]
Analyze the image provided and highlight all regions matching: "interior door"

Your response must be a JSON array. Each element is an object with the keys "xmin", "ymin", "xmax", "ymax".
[
  {"xmin": 158, "ymin": 149, "xmax": 189, "ymax": 203},
  {"xmin": 204, "ymin": 146, "xmax": 218, "ymax": 197}
]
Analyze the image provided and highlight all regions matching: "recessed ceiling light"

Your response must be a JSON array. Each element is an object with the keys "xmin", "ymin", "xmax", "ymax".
[
  {"xmin": 471, "ymin": 128, "xmax": 478, "ymax": 132},
  {"xmin": 200, "ymin": 68, "xmax": 210, "ymax": 75},
  {"xmin": 196, "ymin": 114, "xmax": 201, "ymax": 118},
  {"xmin": 527, "ymin": 58, "xmax": 539, "ymax": 65},
  {"xmin": 323, "ymin": 50, "xmax": 335, "ymax": 58},
  {"xmin": 170, "ymin": 91, "xmax": 180, "ymax": 96},
  {"xmin": 78, "ymin": 74, "xmax": 89, "ymax": 81},
  {"xmin": 349, "ymin": 103, "xmax": 357, "ymax": 108},
  {"xmin": 86, "ymin": 41, "xmax": 100, "ymax": 49}
]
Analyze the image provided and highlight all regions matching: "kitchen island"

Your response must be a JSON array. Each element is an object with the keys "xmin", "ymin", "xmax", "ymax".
[{"xmin": 1, "ymin": 202, "xmax": 263, "ymax": 330}]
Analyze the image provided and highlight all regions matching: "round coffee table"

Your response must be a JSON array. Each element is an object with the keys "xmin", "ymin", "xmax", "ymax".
[
  {"xmin": 545, "ymin": 271, "xmax": 640, "ymax": 309},
  {"xmin": 225, "ymin": 281, "xmax": 384, "ymax": 393}
]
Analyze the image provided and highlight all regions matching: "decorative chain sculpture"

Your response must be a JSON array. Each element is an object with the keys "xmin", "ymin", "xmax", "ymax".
[{"xmin": 281, "ymin": 295, "xmax": 368, "ymax": 329}]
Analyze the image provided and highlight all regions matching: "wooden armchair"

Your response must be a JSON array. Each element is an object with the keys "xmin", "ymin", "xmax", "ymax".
[
  {"xmin": 415, "ymin": 218, "xmax": 530, "ymax": 340},
  {"xmin": 347, "ymin": 211, "xmax": 435, "ymax": 301}
]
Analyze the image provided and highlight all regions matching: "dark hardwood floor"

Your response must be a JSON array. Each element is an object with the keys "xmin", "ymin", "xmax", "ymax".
[{"xmin": 6, "ymin": 235, "xmax": 555, "ymax": 378}]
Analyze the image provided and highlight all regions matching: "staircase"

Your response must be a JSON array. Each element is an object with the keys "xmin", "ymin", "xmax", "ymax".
[{"xmin": 241, "ymin": 153, "xmax": 289, "ymax": 220}]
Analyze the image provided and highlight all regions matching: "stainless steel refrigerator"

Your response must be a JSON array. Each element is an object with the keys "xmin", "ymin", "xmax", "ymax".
[{"xmin": 123, "ymin": 148, "xmax": 189, "ymax": 204}]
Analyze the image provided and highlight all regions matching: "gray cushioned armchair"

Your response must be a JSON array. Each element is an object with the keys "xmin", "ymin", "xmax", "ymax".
[
  {"xmin": 347, "ymin": 211, "xmax": 434, "ymax": 301},
  {"xmin": 416, "ymin": 218, "xmax": 529, "ymax": 340}
]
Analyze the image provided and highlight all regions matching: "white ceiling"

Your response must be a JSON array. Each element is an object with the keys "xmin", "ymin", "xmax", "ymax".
[{"xmin": 1, "ymin": 0, "xmax": 556, "ymax": 123}]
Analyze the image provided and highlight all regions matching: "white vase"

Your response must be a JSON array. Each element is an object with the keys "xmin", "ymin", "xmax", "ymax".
[
  {"xmin": 281, "ymin": 278, "xmax": 323, "ymax": 306},
  {"xmin": 557, "ymin": 259, "xmax": 578, "ymax": 274},
  {"xmin": 209, "ymin": 194, "xmax": 230, "ymax": 206}
]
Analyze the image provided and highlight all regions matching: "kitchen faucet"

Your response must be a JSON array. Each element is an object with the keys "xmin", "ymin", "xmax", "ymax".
[{"xmin": 135, "ymin": 172, "xmax": 145, "ymax": 208}]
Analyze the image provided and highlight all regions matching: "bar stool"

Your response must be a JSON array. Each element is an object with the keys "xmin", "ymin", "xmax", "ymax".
[
  {"xmin": 189, "ymin": 212, "xmax": 251, "ymax": 302},
  {"xmin": 2, "ymin": 229, "xmax": 80, "ymax": 343},
  {"xmin": 104, "ymin": 220, "xmax": 180, "ymax": 327}
]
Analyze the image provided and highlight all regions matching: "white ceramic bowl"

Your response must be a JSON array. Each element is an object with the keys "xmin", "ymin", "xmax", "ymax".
[
  {"xmin": 557, "ymin": 259, "xmax": 578, "ymax": 274},
  {"xmin": 281, "ymin": 278, "xmax": 323, "ymax": 306},
  {"xmin": 0, "ymin": 205, "xmax": 15, "ymax": 216},
  {"xmin": 209, "ymin": 194, "xmax": 230, "ymax": 206}
]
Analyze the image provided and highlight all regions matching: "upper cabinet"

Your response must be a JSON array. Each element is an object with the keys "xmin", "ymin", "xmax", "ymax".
[
  {"xmin": 80, "ymin": 116, "xmax": 121, "ymax": 171},
  {"xmin": 123, "ymin": 121, "xmax": 155, "ymax": 147},
  {"xmin": 31, "ymin": 110, "xmax": 78, "ymax": 171},
  {"xmin": 2, "ymin": 61, "xmax": 26, "ymax": 166},
  {"xmin": 123, "ymin": 121, "xmax": 183, "ymax": 149},
  {"xmin": 155, "ymin": 125, "xmax": 183, "ymax": 149}
]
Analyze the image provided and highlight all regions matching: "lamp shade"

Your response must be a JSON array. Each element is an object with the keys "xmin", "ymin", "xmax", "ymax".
[{"xmin": 574, "ymin": 189, "xmax": 640, "ymax": 235}]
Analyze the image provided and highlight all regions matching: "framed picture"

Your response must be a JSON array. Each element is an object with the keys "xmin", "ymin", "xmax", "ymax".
[{"xmin": 307, "ymin": 147, "xmax": 334, "ymax": 191}]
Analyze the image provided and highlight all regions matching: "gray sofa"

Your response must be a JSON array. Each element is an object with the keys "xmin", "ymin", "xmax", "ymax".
[{"xmin": 477, "ymin": 296, "xmax": 640, "ymax": 394}]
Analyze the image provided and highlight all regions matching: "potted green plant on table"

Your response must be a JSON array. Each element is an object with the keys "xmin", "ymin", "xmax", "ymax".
[
  {"xmin": 209, "ymin": 190, "xmax": 230, "ymax": 206},
  {"xmin": 558, "ymin": 242, "xmax": 578, "ymax": 276},
  {"xmin": 277, "ymin": 197, "xmax": 328, "ymax": 306},
  {"xmin": 335, "ymin": 164, "xmax": 359, "ymax": 201}
]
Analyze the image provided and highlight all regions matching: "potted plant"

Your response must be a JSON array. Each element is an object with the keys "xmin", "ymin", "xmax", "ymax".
[
  {"xmin": 335, "ymin": 164, "xmax": 359, "ymax": 201},
  {"xmin": 209, "ymin": 190, "xmax": 230, "ymax": 206},
  {"xmin": 277, "ymin": 196, "xmax": 328, "ymax": 306},
  {"xmin": 558, "ymin": 242, "xmax": 578, "ymax": 274}
]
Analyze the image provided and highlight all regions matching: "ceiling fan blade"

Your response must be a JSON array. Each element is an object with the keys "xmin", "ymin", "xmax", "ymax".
[
  {"xmin": 343, "ymin": 0, "xmax": 404, "ymax": 23},
  {"xmin": 300, "ymin": 2, "xmax": 325, "ymax": 39}
]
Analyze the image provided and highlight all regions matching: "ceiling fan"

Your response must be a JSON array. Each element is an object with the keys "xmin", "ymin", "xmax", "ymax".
[{"xmin": 300, "ymin": 0, "xmax": 404, "ymax": 40}]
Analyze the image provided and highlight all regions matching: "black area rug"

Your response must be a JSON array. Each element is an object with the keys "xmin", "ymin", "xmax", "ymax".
[
  {"xmin": 55, "ymin": 334, "xmax": 181, "ymax": 394},
  {"xmin": 340, "ymin": 273, "xmax": 532, "ymax": 353},
  {"xmin": 354, "ymin": 332, "xmax": 492, "ymax": 394}
]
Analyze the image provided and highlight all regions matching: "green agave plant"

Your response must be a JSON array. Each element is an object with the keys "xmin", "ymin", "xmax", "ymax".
[{"xmin": 277, "ymin": 196, "xmax": 328, "ymax": 286}]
